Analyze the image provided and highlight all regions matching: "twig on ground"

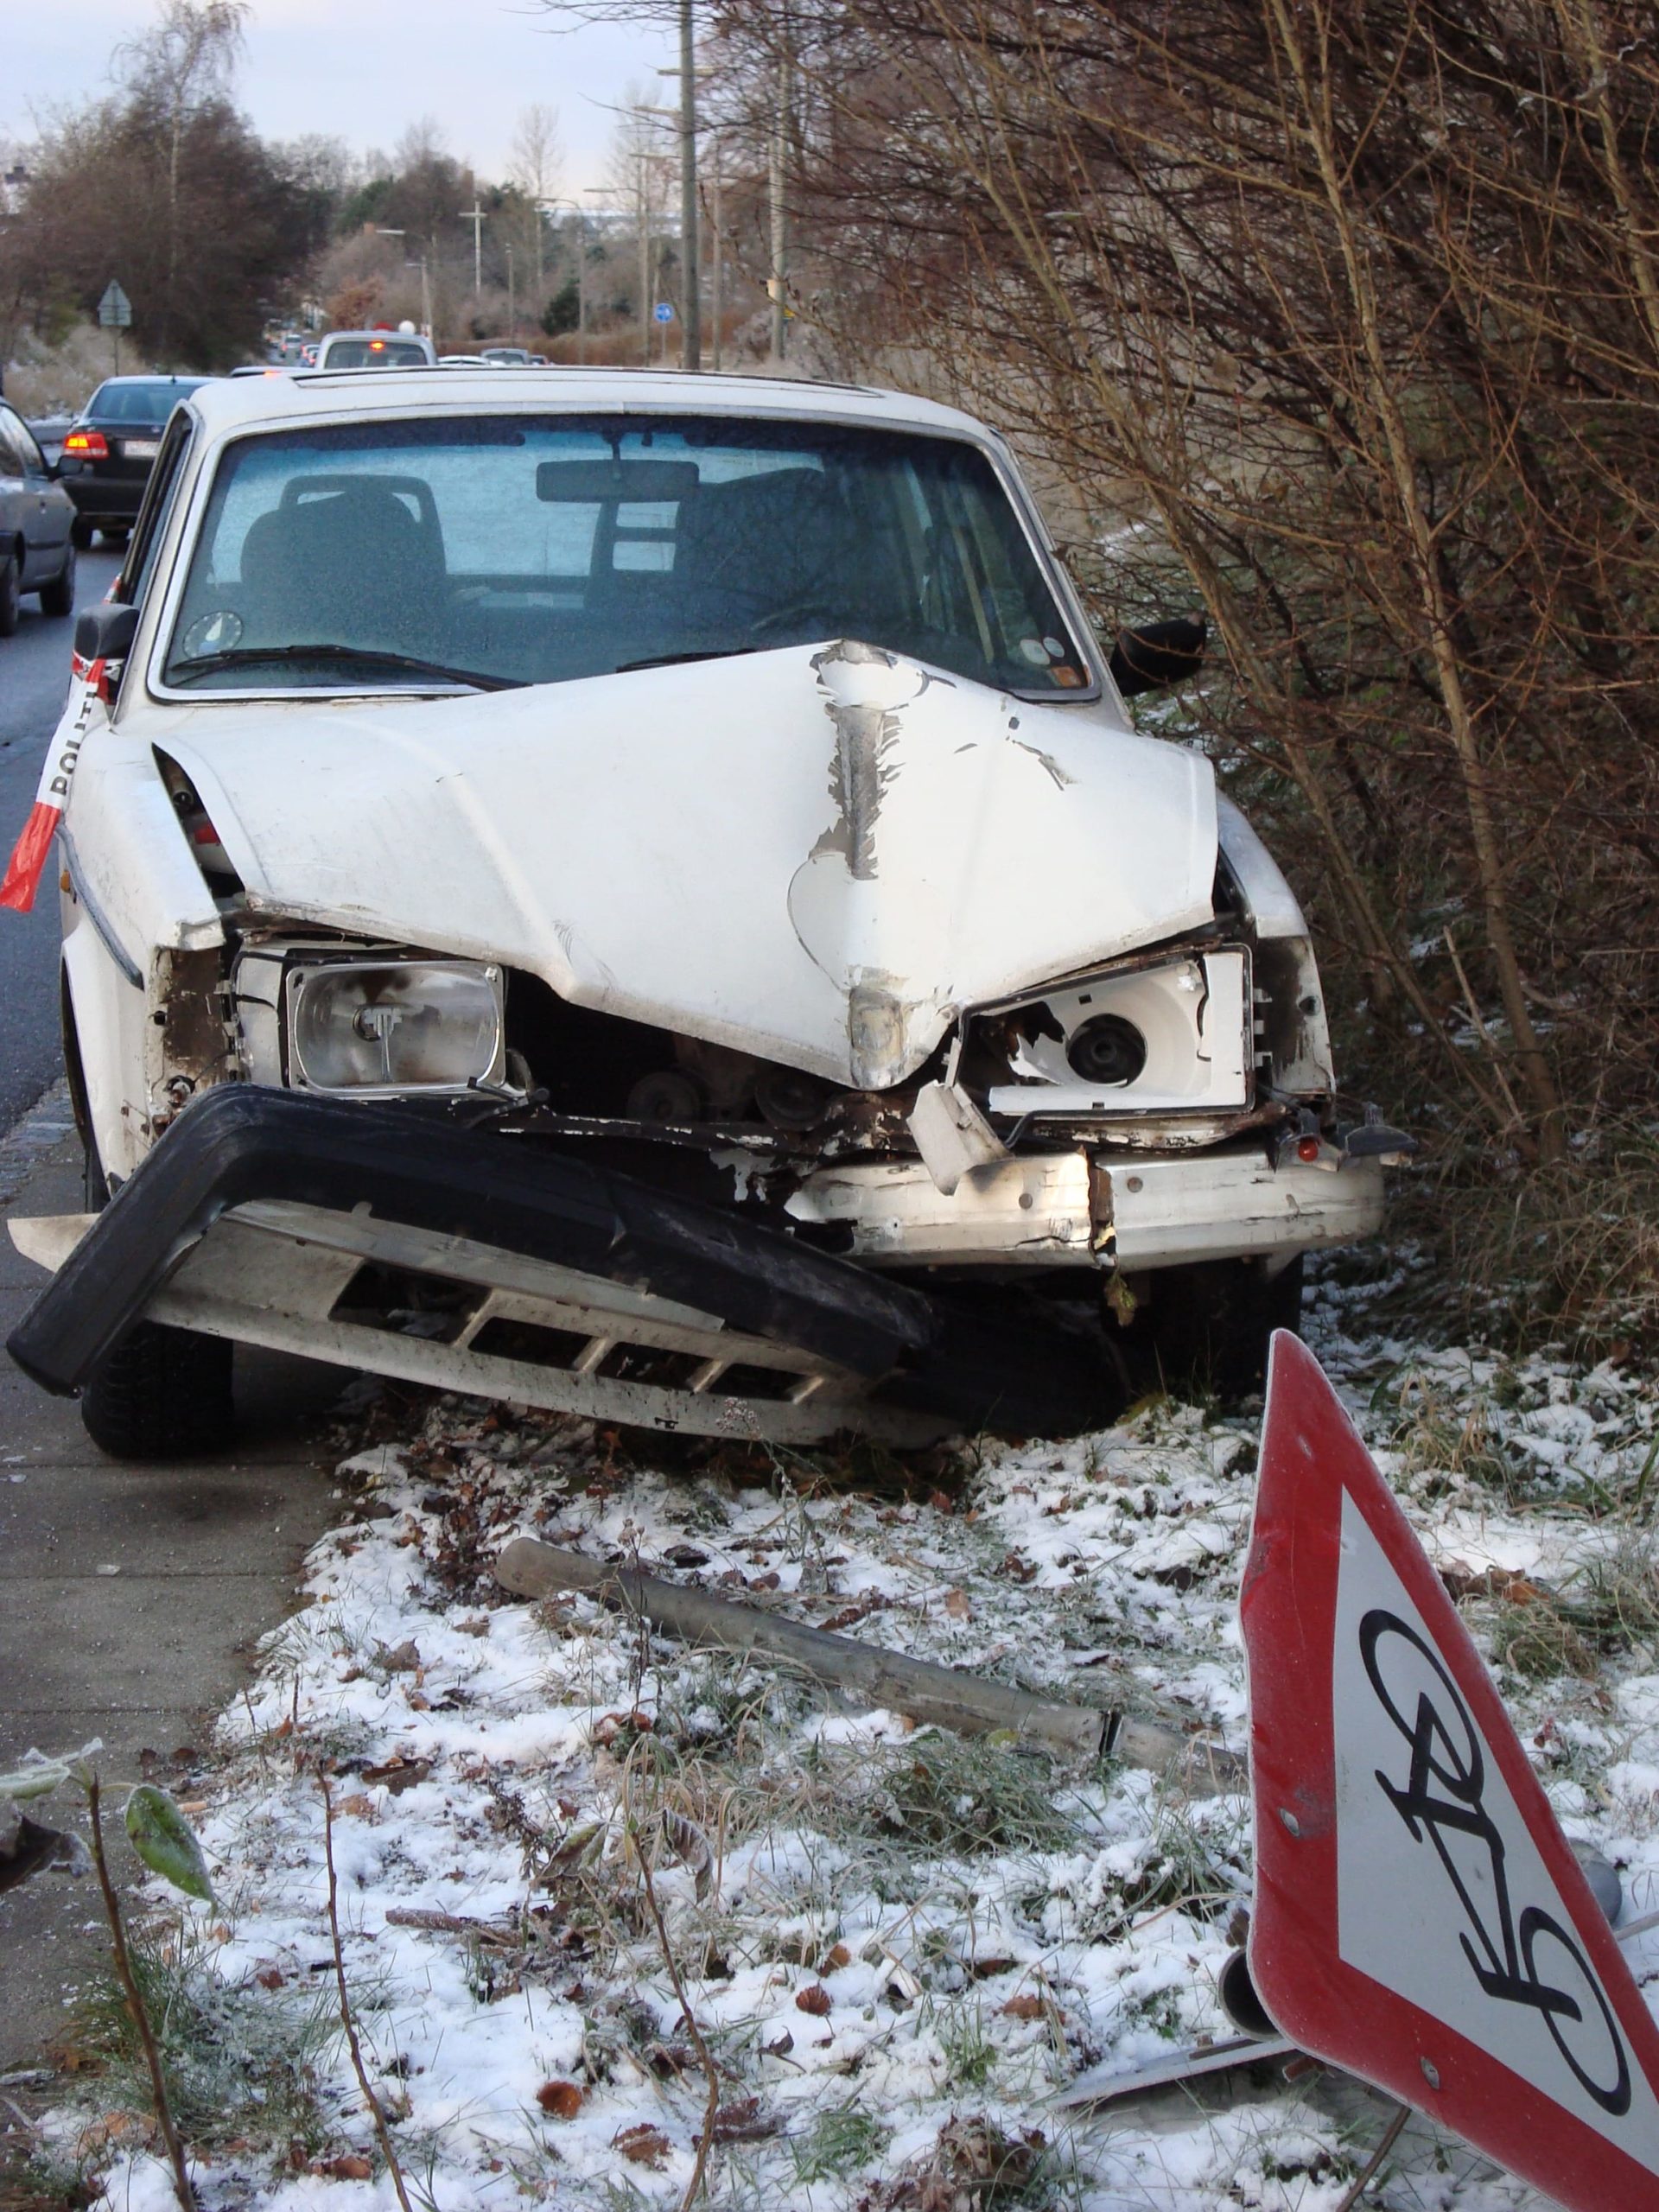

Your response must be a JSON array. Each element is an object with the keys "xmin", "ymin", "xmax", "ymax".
[
  {"xmin": 320, "ymin": 1777, "xmax": 415, "ymax": 2212},
  {"xmin": 1334, "ymin": 2101, "xmax": 1411, "ymax": 2211},
  {"xmin": 631, "ymin": 1795, "xmax": 721, "ymax": 2212},
  {"xmin": 85, "ymin": 1775, "xmax": 196, "ymax": 2212}
]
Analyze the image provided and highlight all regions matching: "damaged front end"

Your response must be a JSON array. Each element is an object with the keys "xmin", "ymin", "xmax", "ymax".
[{"xmin": 15, "ymin": 631, "xmax": 1395, "ymax": 1447}]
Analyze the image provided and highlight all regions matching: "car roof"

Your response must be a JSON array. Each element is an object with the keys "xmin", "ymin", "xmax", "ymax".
[
  {"xmin": 182, "ymin": 366, "xmax": 1001, "ymax": 446},
  {"xmin": 88, "ymin": 374, "xmax": 207, "ymax": 391}
]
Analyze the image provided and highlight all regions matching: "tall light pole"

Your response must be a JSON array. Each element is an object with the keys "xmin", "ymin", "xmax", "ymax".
[
  {"xmin": 636, "ymin": 153, "xmax": 652, "ymax": 366},
  {"xmin": 655, "ymin": 3, "xmax": 701, "ymax": 371},
  {"xmin": 459, "ymin": 201, "xmax": 486, "ymax": 295}
]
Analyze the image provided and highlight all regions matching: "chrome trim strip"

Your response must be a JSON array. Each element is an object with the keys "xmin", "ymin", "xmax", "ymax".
[{"xmin": 60, "ymin": 824, "xmax": 143, "ymax": 988}]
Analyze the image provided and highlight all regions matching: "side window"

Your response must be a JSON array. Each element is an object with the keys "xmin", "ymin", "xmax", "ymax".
[
  {"xmin": 0, "ymin": 408, "xmax": 47, "ymax": 476},
  {"xmin": 0, "ymin": 416, "xmax": 22, "ymax": 480},
  {"xmin": 118, "ymin": 414, "xmax": 195, "ymax": 608}
]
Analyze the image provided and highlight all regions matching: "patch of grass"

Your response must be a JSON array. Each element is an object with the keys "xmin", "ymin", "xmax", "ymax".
[
  {"xmin": 1389, "ymin": 1131, "xmax": 1659, "ymax": 1362},
  {"xmin": 67, "ymin": 1924, "xmax": 333, "ymax": 2157},
  {"xmin": 1491, "ymin": 1595, "xmax": 1599, "ymax": 1681},
  {"xmin": 790, "ymin": 2100, "xmax": 891, "ymax": 2185},
  {"xmin": 936, "ymin": 1997, "xmax": 1000, "ymax": 2090},
  {"xmin": 1390, "ymin": 1382, "xmax": 1522, "ymax": 1499},
  {"xmin": 1566, "ymin": 1535, "xmax": 1659, "ymax": 1649},
  {"xmin": 1, "ymin": 2142, "xmax": 98, "ymax": 2212},
  {"xmin": 823, "ymin": 1734, "xmax": 1082, "ymax": 1861},
  {"xmin": 1492, "ymin": 1535, "xmax": 1659, "ymax": 1681}
]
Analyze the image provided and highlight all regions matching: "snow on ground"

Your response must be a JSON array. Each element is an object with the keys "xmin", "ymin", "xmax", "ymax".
[{"xmin": 36, "ymin": 1281, "xmax": 1659, "ymax": 2210}]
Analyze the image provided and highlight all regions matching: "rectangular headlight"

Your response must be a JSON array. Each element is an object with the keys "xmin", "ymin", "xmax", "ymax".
[{"xmin": 286, "ymin": 959, "xmax": 505, "ymax": 1095}]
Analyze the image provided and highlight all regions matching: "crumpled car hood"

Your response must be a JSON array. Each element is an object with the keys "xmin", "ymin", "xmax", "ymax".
[{"xmin": 163, "ymin": 640, "xmax": 1217, "ymax": 1089}]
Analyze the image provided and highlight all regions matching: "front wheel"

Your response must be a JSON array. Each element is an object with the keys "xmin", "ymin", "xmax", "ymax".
[
  {"xmin": 78, "ymin": 1141, "xmax": 237, "ymax": 1461},
  {"xmin": 0, "ymin": 555, "xmax": 19, "ymax": 638},
  {"xmin": 70, "ymin": 515, "xmax": 94, "ymax": 550},
  {"xmin": 1141, "ymin": 1254, "xmax": 1305, "ymax": 1403}
]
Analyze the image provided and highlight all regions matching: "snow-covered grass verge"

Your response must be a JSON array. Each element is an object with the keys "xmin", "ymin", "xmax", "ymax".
[{"xmin": 26, "ymin": 1281, "xmax": 1659, "ymax": 2211}]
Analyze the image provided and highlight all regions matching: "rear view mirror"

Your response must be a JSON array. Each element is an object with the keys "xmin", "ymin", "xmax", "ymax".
[
  {"xmin": 74, "ymin": 605, "xmax": 140, "ymax": 664},
  {"xmin": 537, "ymin": 460, "xmax": 701, "ymax": 502},
  {"xmin": 1109, "ymin": 613, "xmax": 1206, "ymax": 698}
]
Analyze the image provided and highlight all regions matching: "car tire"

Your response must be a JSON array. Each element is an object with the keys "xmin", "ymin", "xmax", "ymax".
[
  {"xmin": 77, "ymin": 1141, "xmax": 238, "ymax": 1461},
  {"xmin": 39, "ymin": 542, "xmax": 75, "ymax": 619},
  {"xmin": 1142, "ymin": 1253, "xmax": 1305, "ymax": 1404},
  {"xmin": 0, "ymin": 555, "xmax": 19, "ymax": 638},
  {"xmin": 98, "ymin": 526, "xmax": 130, "ymax": 549},
  {"xmin": 70, "ymin": 515, "xmax": 94, "ymax": 550}
]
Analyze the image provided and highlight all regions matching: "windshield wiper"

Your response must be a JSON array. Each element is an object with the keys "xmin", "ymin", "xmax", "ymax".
[
  {"xmin": 168, "ymin": 643, "xmax": 524, "ymax": 692},
  {"xmin": 613, "ymin": 645, "xmax": 767, "ymax": 673}
]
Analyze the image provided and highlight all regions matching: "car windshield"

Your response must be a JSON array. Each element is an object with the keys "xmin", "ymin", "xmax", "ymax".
[
  {"xmin": 89, "ymin": 379, "xmax": 205, "ymax": 422},
  {"xmin": 321, "ymin": 340, "xmax": 429, "ymax": 368},
  {"xmin": 162, "ymin": 413, "xmax": 1090, "ymax": 696}
]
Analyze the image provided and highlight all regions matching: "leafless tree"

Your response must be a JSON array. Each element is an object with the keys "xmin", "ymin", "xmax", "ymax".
[
  {"xmin": 508, "ymin": 103, "xmax": 563, "ymax": 292},
  {"xmin": 711, "ymin": 0, "xmax": 1659, "ymax": 1171}
]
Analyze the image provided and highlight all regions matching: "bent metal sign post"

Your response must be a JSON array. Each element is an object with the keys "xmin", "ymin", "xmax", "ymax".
[{"xmin": 1242, "ymin": 1333, "xmax": 1659, "ymax": 2205}]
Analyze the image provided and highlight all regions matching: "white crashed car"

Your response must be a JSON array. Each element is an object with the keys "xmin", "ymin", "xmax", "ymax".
[{"xmin": 5, "ymin": 369, "xmax": 1400, "ymax": 1458}]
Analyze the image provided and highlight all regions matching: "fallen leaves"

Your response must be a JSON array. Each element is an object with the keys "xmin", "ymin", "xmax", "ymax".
[
  {"xmin": 613, "ymin": 2122, "xmax": 671, "ymax": 2167},
  {"xmin": 696, "ymin": 2095, "xmax": 779, "ymax": 2147},
  {"xmin": 795, "ymin": 1982, "xmax": 833, "ymax": 2016},
  {"xmin": 536, "ymin": 2080, "xmax": 583, "ymax": 2120}
]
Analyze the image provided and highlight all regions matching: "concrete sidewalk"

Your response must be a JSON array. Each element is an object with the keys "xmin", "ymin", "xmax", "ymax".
[{"xmin": 0, "ymin": 1087, "xmax": 344, "ymax": 2069}]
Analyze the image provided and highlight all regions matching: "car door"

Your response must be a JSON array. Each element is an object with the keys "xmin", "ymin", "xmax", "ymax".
[
  {"xmin": 2, "ymin": 407, "xmax": 69, "ymax": 576},
  {"xmin": 0, "ymin": 413, "xmax": 28, "ymax": 582}
]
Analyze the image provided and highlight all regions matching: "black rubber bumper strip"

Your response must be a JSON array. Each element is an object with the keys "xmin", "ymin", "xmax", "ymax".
[
  {"xmin": 7, "ymin": 1085, "xmax": 940, "ymax": 1398},
  {"xmin": 10, "ymin": 1087, "xmax": 1116, "ymax": 1436}
]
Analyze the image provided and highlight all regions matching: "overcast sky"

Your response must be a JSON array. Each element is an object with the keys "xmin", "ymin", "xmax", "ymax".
[{"xmin": 5, "ymin": 0, "xmax": 677, "ymax": 197}]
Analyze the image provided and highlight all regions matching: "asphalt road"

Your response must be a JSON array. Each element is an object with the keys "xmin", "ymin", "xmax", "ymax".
[{"xmin": 0, "ymin": 547, "xmax": 121, "ymax": 1132}]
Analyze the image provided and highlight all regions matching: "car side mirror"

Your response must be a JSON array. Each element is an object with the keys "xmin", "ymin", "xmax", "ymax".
[
  {"xmin": 74, "ymin": 605, "xmax": 141, "ymax": 694},
  {"xmin": 1109, "ymin": 613, "xmax": 1206, "ymax": 699}
]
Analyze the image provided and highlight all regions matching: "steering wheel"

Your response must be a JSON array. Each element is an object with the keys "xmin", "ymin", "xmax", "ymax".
[{"xmin": 749, "ymin": 599, "xmax": 846, "ymax": 639}]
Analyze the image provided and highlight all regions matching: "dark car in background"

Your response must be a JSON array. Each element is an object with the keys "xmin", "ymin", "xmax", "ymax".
[
  {"xmin": 56, "ymin": 375, "xmax": 207, "ymax": 546},
  {"xmin": 0, "ymin": 401, "xmax": 76, "ymax": 637}
]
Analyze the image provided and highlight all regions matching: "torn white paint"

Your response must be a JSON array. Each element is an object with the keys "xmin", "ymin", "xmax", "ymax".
[{"xmin": 159, "ymin": 639, "xmax": 1217, "ymax": 1091}]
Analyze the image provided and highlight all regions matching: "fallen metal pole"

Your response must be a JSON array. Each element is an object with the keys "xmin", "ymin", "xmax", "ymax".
[{"xmin": 495, "ymin": 1535, "xmax": 1242, "ymax": 1787}]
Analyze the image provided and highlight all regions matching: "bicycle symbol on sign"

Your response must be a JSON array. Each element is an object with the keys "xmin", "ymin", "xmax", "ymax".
[{"xmin": 1359, "ymin": 1608, "xmax": 1631, "ymax": 2116}]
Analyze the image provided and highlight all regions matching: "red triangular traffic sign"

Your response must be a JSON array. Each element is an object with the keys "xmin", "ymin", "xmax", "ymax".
[{"xmin": 1242, "ymin": 1332, "xmax": 1659, "ymax": 2206}]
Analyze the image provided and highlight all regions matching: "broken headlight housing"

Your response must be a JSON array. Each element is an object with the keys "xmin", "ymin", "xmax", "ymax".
[
  {"xmin": 285, "ymin": 959, "xmax": 505, "ymax": 1096},
  {"xmin": 982, "ymin": 949, "xmax": 1252, "ymax": 1116}
]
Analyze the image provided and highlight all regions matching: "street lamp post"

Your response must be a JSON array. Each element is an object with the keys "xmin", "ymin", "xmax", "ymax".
[
  {"xmin": 657, "ymin": 23, "xmax": 707, "ymax": 372},
  {"xmin": 460, "ymin": 202, "xmax": 486, "ymax": 295}
]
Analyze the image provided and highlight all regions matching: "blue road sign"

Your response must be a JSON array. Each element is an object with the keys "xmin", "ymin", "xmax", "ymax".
[{"xmin": 653, "ymin": 302, "xmax": 675, "ymax": 323}]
